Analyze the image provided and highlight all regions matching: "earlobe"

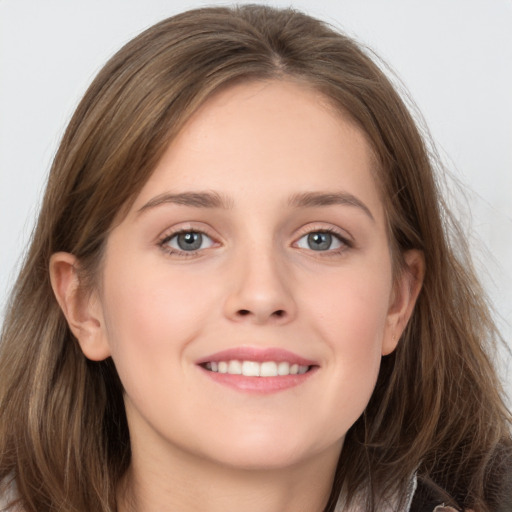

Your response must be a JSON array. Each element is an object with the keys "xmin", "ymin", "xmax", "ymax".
[
  {"xmin": 382, "ymin": 249, "xmax": 425, "ymax": 355},
  {"xmin": 49, "ymin": 252, "xmax": 111, "ymax": 361}
]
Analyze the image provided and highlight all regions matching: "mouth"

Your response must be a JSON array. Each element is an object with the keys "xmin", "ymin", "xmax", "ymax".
[
  {"xmin": 197, "ymin": 347, "xmax": 318, "ymax": 393},
  {"xmin": 201, "ymin": 360, "xmax": 311, "ymax": 377}
]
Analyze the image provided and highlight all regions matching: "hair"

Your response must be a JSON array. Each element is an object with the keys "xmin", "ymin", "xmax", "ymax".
[{"xmin": 0, "ymin": 5, "xmax": 510, "ymax": 512}]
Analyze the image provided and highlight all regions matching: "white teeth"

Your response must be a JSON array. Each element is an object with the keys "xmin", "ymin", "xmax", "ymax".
[
  {"xmin": 297, "ymin": 365, "xmax": 308, "ymax": 375},
  {"xmin": 228, "ymin": 360, "xmax": 242, "ymax": 375},
  {"xmin": 260, "ymin": 361, "xmax": 278, "ymax": 377},
  {"xmin": 205, "ymin": 360, "xmax": 309, "ymax": 377},
  {"xmin": 277, "ymin": 361, "xmax": 290, "ymax": 375},
  {"xmin": 242, "ymin": 361, "xmax": 260, "ymax": 376}
]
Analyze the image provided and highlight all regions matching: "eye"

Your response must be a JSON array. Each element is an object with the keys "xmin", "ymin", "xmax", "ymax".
[
  {"xmin": 295, "ymin": 231, "xmax": 345, "ymax": 252},
  {"xmin": 161, "ymin": 230, "xmax": 215, "ymax": 253}
]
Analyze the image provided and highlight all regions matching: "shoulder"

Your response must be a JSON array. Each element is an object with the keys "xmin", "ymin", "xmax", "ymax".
[
  {"xmin": 409, "ymin": 477, "xmax": 460, "ymax": 512},
  {"xmin": 410, "ymin": 448, "xmax": 512, "ymax": 512}
]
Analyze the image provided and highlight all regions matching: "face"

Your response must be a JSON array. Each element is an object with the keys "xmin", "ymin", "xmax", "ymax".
[{"xmin": 80, "ymin": 80, "xmax": 418, "ymax": 472}]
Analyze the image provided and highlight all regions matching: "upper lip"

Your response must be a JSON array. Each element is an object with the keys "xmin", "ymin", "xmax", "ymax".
[{"xmin": 196, "ymin": 347, "xmax": 317, "ymax": 367}]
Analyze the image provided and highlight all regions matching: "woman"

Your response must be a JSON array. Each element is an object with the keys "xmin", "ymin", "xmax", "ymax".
[{"xmin": 0, "ymin": 5, "xmax": 510, "ymax": 511}]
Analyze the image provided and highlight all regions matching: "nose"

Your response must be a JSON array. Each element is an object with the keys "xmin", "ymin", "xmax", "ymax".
[{"xmin": 223, "ymin": 247, "xmax": 297, "ymax": 325}]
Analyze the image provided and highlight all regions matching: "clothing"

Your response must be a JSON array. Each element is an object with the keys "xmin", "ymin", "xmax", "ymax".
[
  {"xmin": 0, "ymin": 477, "xmax": 500, "ymax": 512},
  {"xmin": 334, "ymin": 473, "xmax": 462, "ymax": 512},
  {"xmin": 0, "ymin": 481, "xmax": 455, "ymax": 512},
  {"xmin": 408, "ymin": 478, "xmax": 461, "ymax": 512},
  {"xmin": 335, "ymin": 473, "xmax": 418, "ymax": 511},
  {"xmin": 0, "ymin": 479, "xmax": 19, "ymax": 511}
]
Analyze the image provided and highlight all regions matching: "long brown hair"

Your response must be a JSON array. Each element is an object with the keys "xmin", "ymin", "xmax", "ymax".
[{"xmin": 0, "ymin": 5, "xmax": 510, "ymax": 511}]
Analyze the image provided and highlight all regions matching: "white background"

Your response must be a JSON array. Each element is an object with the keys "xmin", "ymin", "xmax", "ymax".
[{"xmin": 1, "ymin": 0, "xmax": 511, "ymax": 396}]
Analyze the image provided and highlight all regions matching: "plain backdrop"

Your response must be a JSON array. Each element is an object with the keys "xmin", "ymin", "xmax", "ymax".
[{"xmin": 1, "ymin": 0, "xmax": 511, "ymax": 396}]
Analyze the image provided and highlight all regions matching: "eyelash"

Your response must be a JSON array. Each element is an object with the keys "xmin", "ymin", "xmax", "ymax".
[
  {"xmin": 293, "ymin": 226, "xmax": 353, "ymax": 256},
  {"xmin": 158, "ymin": 228, "xmax": 216, "ymax": 258},
  {"xmin": 157, "ymin": 226, "xmax": 353, "ymax": 258}
]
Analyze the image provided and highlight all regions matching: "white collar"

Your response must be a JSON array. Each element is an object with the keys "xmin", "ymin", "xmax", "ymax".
[{"xmin": 335, "ymin": 473, "xmax": 418, "ymax": 512}]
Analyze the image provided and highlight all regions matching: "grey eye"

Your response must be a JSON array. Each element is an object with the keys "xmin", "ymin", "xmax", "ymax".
[
  {"xmin": 296, "ymin": 232, "xmax": 343, "ymax": 251},
  {"xmin": 166, "ymin": 231, "xmax": 214, "ymax": 251}
]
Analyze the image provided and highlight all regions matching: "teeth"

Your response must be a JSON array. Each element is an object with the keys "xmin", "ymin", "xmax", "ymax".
[
  {"xmin": 205, "ymin": 360, "xmax": 310, "ymax": 377},
  {"xmin": 277, "ymin": 362, "xmax": 290, "ymax": 375},
  {"xmin": 228, "ymin": 360, "xmax": 242, "ymax": 374},
  {"xmin": 260, "ymin": 361, "xmax": 277, "ymax": 377},
  {"xmin": 242, "ymin": 361, "xmax": 260, "ymax": 376}
]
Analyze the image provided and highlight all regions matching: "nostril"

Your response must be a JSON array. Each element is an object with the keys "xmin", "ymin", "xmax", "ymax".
[{"xmin": 236, "ymin": 309, "xmax": 286, "ymax": 318}]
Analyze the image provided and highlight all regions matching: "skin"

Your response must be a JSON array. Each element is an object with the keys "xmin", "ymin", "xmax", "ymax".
[{"xmin": 51, "ymin": 80, "xmax": 424, "ymax": 512}]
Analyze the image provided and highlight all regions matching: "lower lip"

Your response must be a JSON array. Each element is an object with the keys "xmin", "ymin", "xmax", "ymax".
[{"xmin": 199, "ymin": 366, "xmax": 317, "ymax": 393}]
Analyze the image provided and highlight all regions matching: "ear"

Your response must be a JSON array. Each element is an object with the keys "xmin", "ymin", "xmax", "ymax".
[
  {"xmin": 381, "ymin": 249, "xmax": 425, "ymax": 355},
  {"xmin": 49, "ymin": 252, "xmax": 111, "ymax": 361}
]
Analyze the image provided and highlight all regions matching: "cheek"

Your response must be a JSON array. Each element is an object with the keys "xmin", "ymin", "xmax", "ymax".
[
  {"xmin": 306, "ymin": 261, "xmax": 392, "ymax": 350},
  {"xmin": 99, "ymin": 255, "xmax": 219, "ymax": 378},
  {"xmin": 300, "ymin": 257, "xmax": 392, "ymax": 426}
]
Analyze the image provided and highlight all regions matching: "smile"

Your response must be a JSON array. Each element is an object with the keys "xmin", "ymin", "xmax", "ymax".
[
  {"xmin": 197, "ymin": 347, "xmax": 318, "ymax": 393},
  {"xmin": 203, "ymin": 360, "xmax": 310, "ymax": 377}
]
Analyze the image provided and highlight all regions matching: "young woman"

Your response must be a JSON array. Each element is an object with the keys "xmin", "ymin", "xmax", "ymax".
[{"xmin": 0, "ymin": 5, "xmax": 510, "ymax": 512}]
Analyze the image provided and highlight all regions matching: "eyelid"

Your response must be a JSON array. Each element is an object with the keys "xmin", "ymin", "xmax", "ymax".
[
  {"xmin": 155, "ymin": 222, "xmax": 353, "ymax": 258},
  {"xmin": 157, "ymin": 223, "xmax": 220, "ymax": 257},
  {"xmin": 292, "ymin": 224, "xmax": 354, "ymax": 253},
  {"xmin": 293, "ymin": 223, "xmax": 353, "ymax": 244}
]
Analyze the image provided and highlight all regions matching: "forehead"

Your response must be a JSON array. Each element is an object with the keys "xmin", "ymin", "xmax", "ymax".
[{"xmin": 131, "ymin": 79, "xmax": 384, "ymax": 223}]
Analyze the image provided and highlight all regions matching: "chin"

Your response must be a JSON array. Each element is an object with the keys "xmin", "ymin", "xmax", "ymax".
[
  {"xmin": 208, "ymin": 448, "xmax": 312, "ymax": 471},
  {"xmin": 196, "ymin": 429, "xmax": 341, "ymax": 472}
]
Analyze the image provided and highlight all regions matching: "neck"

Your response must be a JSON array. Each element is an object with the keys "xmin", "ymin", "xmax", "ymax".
[{"xmin": 117, "ymin": 441, "xmax": 339, "ymax": 512}]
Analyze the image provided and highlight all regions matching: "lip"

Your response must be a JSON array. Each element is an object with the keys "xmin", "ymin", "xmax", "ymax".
[
  {"xmin": 196, "ymin": 347, "xmax": 319, "ymax": 394},
  {"xmin": 196, "ymin": 347, "xmax": 317, "ymax": 366}
]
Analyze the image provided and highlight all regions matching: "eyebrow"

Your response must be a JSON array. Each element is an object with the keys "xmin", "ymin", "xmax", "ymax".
[
  {"xmin": 137, "ymin": 191, "xmax": 234, "ymax": 214},
  {"xmin": 137, "ymin": 189, "xmax": 374, "ymax": 222},
  {"xmin": 288, "ymin": 191, "xmax": 375, "ymax": 222}
]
